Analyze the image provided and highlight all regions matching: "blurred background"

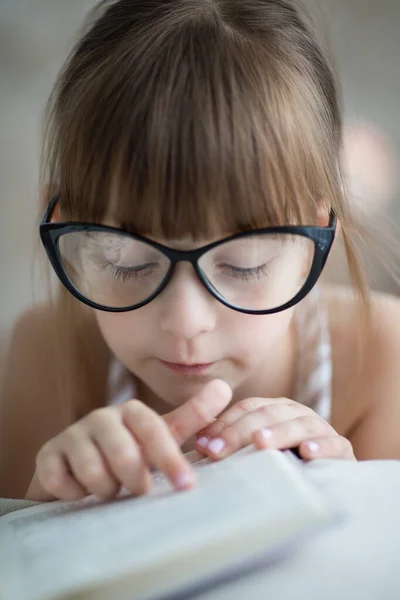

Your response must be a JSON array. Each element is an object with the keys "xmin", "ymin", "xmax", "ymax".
[{"xmin": 0, "ymin": 0, "xmax": 399, "ymax": 336}]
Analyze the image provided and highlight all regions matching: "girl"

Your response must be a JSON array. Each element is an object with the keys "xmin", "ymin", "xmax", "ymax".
[{"xmin": 2, "ymin": 0, "xmax": 400, "ymax": 502}]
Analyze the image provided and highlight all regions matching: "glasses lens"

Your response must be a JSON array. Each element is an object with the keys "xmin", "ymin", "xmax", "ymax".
[
  {"xmin": 198, "ymin": 233, "xmax": 315, "ymax": 311},
  {"xmin": 58, "ymin": 231, "xmax": 171, "ymax": 308}
]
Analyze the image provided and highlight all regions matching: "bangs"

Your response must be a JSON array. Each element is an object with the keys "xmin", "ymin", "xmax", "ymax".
[{"xmin": 43, "ymin": 2, "xmax": 341, "ymax": 240}]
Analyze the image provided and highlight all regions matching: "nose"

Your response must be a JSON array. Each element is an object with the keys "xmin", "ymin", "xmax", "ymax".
[{"xmin": 158, "ymin": 262, "xmax": 217, "ymax": 340}]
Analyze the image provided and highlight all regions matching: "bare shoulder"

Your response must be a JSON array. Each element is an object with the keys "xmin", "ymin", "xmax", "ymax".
[
  {"xmin": 0, "ymin": 303, "xmax": 109, "ymax": 497},
  {"xmin": 0, "ymin": 304, "xmax": 61, "ymax": 497},
  {"xmin": 2, "ymin": 302, "xmax": 82, "ymax": 400},
  {"xmin": 324, "ymin": 284, "xmax": 400, "ymax": 344},
  {"xmin": 1, "ymin": 303, "xmax": 62, "ymax": 407},
  {"xmin": 323, "ymin": 284, "xmax": 400, "ymax": 458}
]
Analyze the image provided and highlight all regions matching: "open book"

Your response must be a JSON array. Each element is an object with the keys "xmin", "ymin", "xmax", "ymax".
[{"xmin": 0, "ymin": 446, "xmax": 334, "ymax": 600}]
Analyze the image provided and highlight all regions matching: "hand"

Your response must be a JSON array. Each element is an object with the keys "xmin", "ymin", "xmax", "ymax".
[
  {"xmin": 194, "ymin": 397, "xmax": 356, "ymax": 461},
  {"xmin": 26, "ymin": 379, "xmax": 232, "ymax": 502}
]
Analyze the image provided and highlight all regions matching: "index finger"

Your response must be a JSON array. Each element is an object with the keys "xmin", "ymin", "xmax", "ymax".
[{"xmin": 163, "ymin": 379, "xmax": 232, "ymax": 446}]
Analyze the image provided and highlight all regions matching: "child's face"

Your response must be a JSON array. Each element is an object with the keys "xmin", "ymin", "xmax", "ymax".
[{"xmin": 94, "ymin": 234, "xmax": 298, "ymax": 409}]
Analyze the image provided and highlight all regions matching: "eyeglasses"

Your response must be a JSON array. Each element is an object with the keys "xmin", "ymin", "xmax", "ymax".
[{"xmin": 40, "ymin": 196, "xmax": 336, "ymax": 315}]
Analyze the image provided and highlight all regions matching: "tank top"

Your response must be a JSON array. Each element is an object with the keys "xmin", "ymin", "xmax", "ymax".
[{"xmin": 107, "ymin": 285, "xmax": 332, "ymax": 422}]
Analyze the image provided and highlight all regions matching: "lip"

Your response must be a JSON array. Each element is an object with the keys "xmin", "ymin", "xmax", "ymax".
[{"xmin": 160, "ymin": 360, "xmax": 216, "ymax": 375}]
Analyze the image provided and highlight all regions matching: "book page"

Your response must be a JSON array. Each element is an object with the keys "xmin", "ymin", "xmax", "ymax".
[
  {"xmin": 192, "ymin": 459, "xmax": 400, "ymax": 600},
  {"xmin": 0, "ymin": 447, "xmax": 331, "ymax": 600}
]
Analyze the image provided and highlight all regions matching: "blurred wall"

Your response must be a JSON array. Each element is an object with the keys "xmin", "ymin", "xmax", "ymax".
[{"xmin": 0, "ymin": 0, "xmax": 399, "ymax": 332}]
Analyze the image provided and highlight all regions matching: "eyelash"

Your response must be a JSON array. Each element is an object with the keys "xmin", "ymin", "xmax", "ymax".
[
  {"xmin": 218, "ymin": 263, "xmax": 270, "ymax": 280},
  {"xmin": 104, "ymin": 262, "xmax": 270, "ymax": 282},
  {"xmin": 107, "ymin": 263, "xmax": 158, "ymax": 281}
]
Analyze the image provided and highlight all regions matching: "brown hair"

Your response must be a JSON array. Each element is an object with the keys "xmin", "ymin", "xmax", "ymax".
[{"xmin": 40, "ymin": 0, "xmax": 369, "ymax": 418}]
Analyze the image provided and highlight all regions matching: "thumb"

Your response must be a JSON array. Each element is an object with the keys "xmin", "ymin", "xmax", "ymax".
[
  {"xmin": 163, "ymin": 379, "xmax": 232, "ymax": 446},
  {"xmin": 25, "ymin": 470, "xmax": 57, "ymax": 502}
]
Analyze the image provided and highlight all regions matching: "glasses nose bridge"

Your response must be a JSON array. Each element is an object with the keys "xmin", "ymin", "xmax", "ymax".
[
  {"xmin": 160, "ymin": 245, "xmax": 210, "ymax": 297},
  {"xmin": 165, "ymin": 245, "xmax": 206, "ymax": 272}
]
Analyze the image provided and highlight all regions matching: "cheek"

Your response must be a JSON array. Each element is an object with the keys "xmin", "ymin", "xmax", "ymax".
[
  {"xmin": 226, "ymin": 309, "xmax": 295, "ymax": 359},
  {"xmin": 94, "ymin": 310, "xmax": 149, "ymax": 363}
]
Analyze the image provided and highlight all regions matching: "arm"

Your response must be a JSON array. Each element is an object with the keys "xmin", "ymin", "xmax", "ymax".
[
  {"xmin": 328, "ymin": 287, "xmax": 400, "ymax": 459},
  {"xmin": 0, "ymin": 306, "xmax": 72, "ymax": 498},
  {"xmin": 347, "ymin": 295, "xmax": 400, "ymax": 459}
]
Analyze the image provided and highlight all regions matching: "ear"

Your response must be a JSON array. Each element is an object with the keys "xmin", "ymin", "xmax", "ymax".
[
  {"xmin": 52, "ymin": 202, "xmax": 62, "ymax": 223},
  {"xmin": 316, "ymin": 201, "xmax": 341, "ymax": 237},
  {"xmin": 41, "ymin": 185, "xmax": 61, "ymax": 222},
  {"xmin": 41, "ymin": 184, "xmax": 52, "ymax": 209},
  {"xmin": 316, "ymin": 201, "xmax": 330, "ymax": 227}
]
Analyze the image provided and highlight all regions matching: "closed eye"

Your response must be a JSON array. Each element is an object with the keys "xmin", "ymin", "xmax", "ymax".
[
  {"xmin": 106, "ymin": 262, "xmax": 162, "ymax": 281},
  {"xmin": 218, "ymin": 263, "xmax": 270, "ymax": 280}
]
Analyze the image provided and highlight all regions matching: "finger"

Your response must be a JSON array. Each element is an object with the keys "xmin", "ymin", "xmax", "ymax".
[
  {"xmin": 298, "ymin": 435, "xmax": 356, "ymax": 461},
  {"xmin": 90, "ymin": 409, "xmax": 152, "ymax": 496},
  {"xmin": 199, "ymin": 403, "xmax": 299, "ymax": 459},
  {"xmin": 253, "ymin": 415, "xmax": 333, "ymax": 452},
  {"xmin": 63, "ymin": 425, "xmax": 120, "ymax": 500},
  {"xmin": 122, "ymin": 400, "xmax": 196, "ymax": 491},
  {"xmin": 196, "ymin": 397, "xmax": 296, "ymax": 448},
  {"xmin": 25, "ymin": 471, "xmax": 57, "ymax": 502},
  {"xmin": 163, "ymin": 379, "xmax": 232, "ymax": 446},
  {"xmin": 32, "ymin": 447, "xmax": 87, "ymax": 501}
]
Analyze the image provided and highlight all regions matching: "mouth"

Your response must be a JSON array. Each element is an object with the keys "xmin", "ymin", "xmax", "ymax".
[{"xmin": 160, "ymin": 360, "xmax": 217, "ymax": 375}]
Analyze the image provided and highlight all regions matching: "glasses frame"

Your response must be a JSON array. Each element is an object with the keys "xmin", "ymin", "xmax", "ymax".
[{"xmin": 40, "ymin": 196, "xmax": 337, "ymax": 315}]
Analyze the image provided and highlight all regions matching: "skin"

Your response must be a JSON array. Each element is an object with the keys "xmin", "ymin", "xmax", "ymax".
[{"xmin": 3, "ymin": 214, "xmax": 400, "ymax": 501}]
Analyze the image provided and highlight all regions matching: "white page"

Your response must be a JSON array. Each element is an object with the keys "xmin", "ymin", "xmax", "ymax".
[
  {"xmin": 0, "ymin": 448, "xmax": 332, "ymax": 600},
  {"xmin": 194, "ymin": 459, "xmax": 400, "ymax": 600}
]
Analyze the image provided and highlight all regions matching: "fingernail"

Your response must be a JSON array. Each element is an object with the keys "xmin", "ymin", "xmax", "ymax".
[
  {"xmin": 260, "ymin": 428, "xmax": 273, "ymax": 440},
  {"xmin": 196, "ymin": 436, "xmax": 209, "ymax": 449},
  {"xmin": 207, "ymin": 438, "xmax": 226, "ymax": 455},
  {"xmin": 175, "ymin": 472, "xmax": 194, "ymax": 491},
  {"xmin": 306, "ymin": 441, "xmax": 320, "ymax": 453}
]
